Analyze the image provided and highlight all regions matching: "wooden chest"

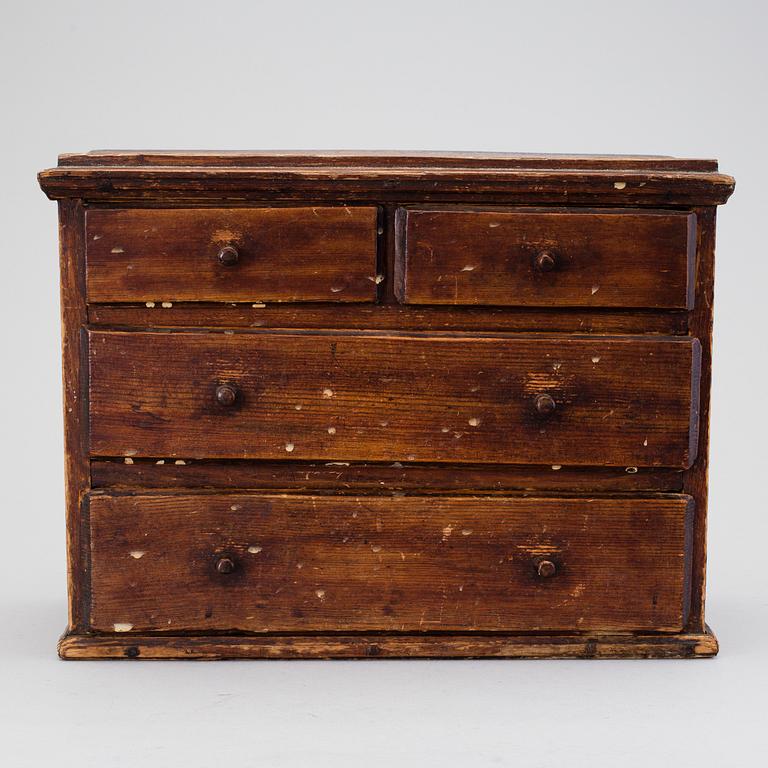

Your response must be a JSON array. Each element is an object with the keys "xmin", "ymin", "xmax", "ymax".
[{"xmin": 38, "ymin": 151, "xmax": 734, "ymax": 659}]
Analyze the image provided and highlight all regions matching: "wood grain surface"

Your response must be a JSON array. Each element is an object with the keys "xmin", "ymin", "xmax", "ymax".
[
  {"xmin": 85, "ymin": 207, "xmax": 378, "ymax": 303},
  {"xmin": 87, "ymin": 302, "xmax": 689, "ymax": 335},
  {"xmin": 90, "ymin": 458, "xmax": 683, "ymax": 493},
  {"xmin": 58, "ymin": 628, "xmax": 719, "ymax": 660},
  {"xmin": 57, "ymin": 150, "xmax": 722, "ymax": 171},
  {"xmin": 38, "ymin": 151, "xmax": 734, "ymax": 659},
  {"xmin": 88, "ymin": 331, "xmax": 701, "ymax": 467},
  {"xmin": 38, "ymin": 168, "xmax": 736, "ymax": 206},
  {"xmin": 396, "ymin": 208, "xmax": 695, "ymax": 308},
  {"xmin": 88, "ymin": 493, "xmax": 693, "ymax": 634}
]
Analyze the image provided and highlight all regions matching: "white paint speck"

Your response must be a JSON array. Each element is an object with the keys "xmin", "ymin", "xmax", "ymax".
[
  {"xmin": 294, "ymin": 404, "xmax": 303, "ymax": 410},
  {"xmin": 330, "ymin": 286, "xmax": 344, "ymax": 293},
  {"xmin": 230, "ymin": 504, "xmax": 241, "ymax": 511},
  {"xmin": 247, "ymin": 546, "xmax": 263, "ymax": 554},
  {"xmin": 315, "ymin": 589, "xmax": 326, "ymax": 599},
  {"xmin": 322, "ymin": 388, "xmax": 334, "ymax": 398},
  {"xmin": 625, "ymin": 466, "xmax": 638, "ymax": 474},
  {"xmin": 161, "ymin": 301, "xmax": 173, "ymax": 308},
  {"xmin": 552, "ymin": 465, "xmax": 562, "ymax": 470},
  {"xmin": 113, "ymin": 623, "xmax": 133, "ymax": 632},
  {"xmin": 460, "ymin": 265, "xmax": 476, "ymax": 272},
  {"xmin": 129, "ymin": 550, "xmax": 145, "ymax": 559},
  {"xmin": 123, "ymin": 457, "xmax": 134, "ymax": 465},
  {"xmin": 461, "ymin": 529, "xmax": 473, "ymax": 536},
  {"xmin": 327, "ymin": 427, "xmax": 336, "ymax": 434},
  {"xmin": 614, "ymin": 181, "xmax": 627, "ymax": 190},
  {"xmin": 591, "ymin": 285, "xmax": 600, "ymax": 295},
  {"xmin": 371, "ymin": 545, "xmax": 382, "ymax": 553},
  {"xmin": 442, "ymin": 525, "xmax": 454, "ymax": 541},
  {"xmin": 252, "ymin": 303, "xmax": 266, "ymax": 308},
  {"xmin": 155, "ymin": 459, "xmax": 164, "ymax": 465},
  {"xmin": 175, "ymin": 460, "xmax": 186, "ymax": 465},
  {"xmin": 643, "ymin": 437, "xmax": 648, "ymax": 447},
  {"xmin": 285, "ymin": 442, "xmax": 295, "ymax": 453},
  {"xmin": 110, "ymin": 247, "xmax": 124, "ymax": 254},
  {"xmin": 468, "ymin": 417, "xmax": 481, "ymax": 427},
  {"xmin": 591, "ymin": 356, "xmax": 601, "ymax": 364},
  {"xmin": 145, "ymin": 301, "xmax": 155, "ymax": 308}
]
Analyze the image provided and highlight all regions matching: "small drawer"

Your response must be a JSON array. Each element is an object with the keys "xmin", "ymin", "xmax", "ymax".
[
  {"xmin": 88, "ymin": 330, "xmax": 700, "ymax": 468},
  {"xmin": 395, "ymin": 207, "xmax": 696, "ymax": 308},
  {"xmin": 88, "ymin": 493, "xmax": 693, "ymax": 634},
  {"xmin": 85, "ymin": 206, "xmax": 379, "ymax": 303}
]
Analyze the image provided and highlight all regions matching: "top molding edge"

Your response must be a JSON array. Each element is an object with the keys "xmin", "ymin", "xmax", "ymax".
[
  {"xmin": 38, "ymin": 152, "xmax": 735, "ymax": 206},
  {"xmin": 55, "ymin": 150, "xmax": 721, "ymax": 172}
]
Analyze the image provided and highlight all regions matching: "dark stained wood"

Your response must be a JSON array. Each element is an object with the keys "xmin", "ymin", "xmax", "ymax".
[
  {"xmin": 396, "ymin": 208, "xmax": 695, "ymax": 309},
  {"xmin": 88, "ymin": 493, "xmax": 694, "ymax": 634},
  {"xmin": 37, "ymin": 166, "xmax": 735, "ymax": 206},
  {"xmin": 39, "ymin": 151, "xmax": 733, "ymax": 660},
  {"xmin": 90, "ymin": 459, "xmax": 684, "ymax": 493},
  {"xmin": 57, "ymin": 200, "xmax": 90, "ymax": 633},
  {"xmin": 85, "ymin": 207, "xmax": 378, "ymax": 303},
  {"xmin": 684, "ymin": 207, "xmax": 717, "ymax": 632},
  {"xmin": 88, "ymin": 331, "xmax": 701, "ymax": 468},
  {"xmin": 57, "ymin": 150, "xmax": 721, "ymax": 172},
  {"xmin": 58, "ymin": 626, "xmax": 720, "ymax": 660},
  {"xmin": 87, "ymin": 303, "xmax": 690, "ymax": 335}
]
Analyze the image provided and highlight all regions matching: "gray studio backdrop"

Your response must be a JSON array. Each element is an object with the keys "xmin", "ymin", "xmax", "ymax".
[{"xmin": 1, "ymin": 1, "xmax": 766, "ymax": 766}]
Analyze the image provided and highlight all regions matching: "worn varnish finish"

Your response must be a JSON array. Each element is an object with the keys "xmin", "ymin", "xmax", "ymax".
[
  {"xmin": 90, "ymin": 459, "xmax": 684, "ymax": 494},
  {"xmin": 86, "ymin": 207, "xmax": 378, "ymax": 303},
  {"xmin": 396, "ymin": 208, "xmax": 695, "ymax": 309},
  {"xmin": 87, "ymin": 303, "xmax": 690, "ymax": 335},
  {"xmin": 38, "ymin": 151, "xmax": 734, "ymax": 659},
  {"xmin": 59, "ymin": 627, "xmax": 719, "ymax": 660},
  {"xmin": 88, "ymin": 494, "xmax": 693, "ymax": 633},
  {"xmin": 88, "ymin": 331, "xmax": 700, "ymax": 468}
]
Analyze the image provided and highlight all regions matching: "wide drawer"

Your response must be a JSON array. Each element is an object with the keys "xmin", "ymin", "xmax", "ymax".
[
  {"xmin": 395, "ymin": 208, "xmax": 696, "ymax": 308},
  {"xmin": 85, "ymin": 206, "xmax": 379, "ymax": 303},
  {"xmin": 89, "ymin": 493, "xmax": 693, "ymax": 633},
  {"xmin": 88, "ymin": 331, "xmax": 700, "ymax": 468}
]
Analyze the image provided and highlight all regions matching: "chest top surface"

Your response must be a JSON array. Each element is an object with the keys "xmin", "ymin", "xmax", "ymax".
[{"xmin": 39, "ymin": 150, "xmax": 734, "ymax": 206}]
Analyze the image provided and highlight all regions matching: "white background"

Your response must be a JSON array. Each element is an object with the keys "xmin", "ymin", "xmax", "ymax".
[{"xmin": 1, "ymin": 1, "xmax": 766, "ymax": 765}]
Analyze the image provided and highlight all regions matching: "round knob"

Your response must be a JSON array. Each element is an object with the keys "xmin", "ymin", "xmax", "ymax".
[
  {"xmin": 534, "ymin": 393, "xmax": 557, "ymax": 415},
  {"xmin": 215, "ymin": 384, "xmax": 238, "ymax": 407},
  {"xmin": 215, "ymin": 556, "xmax": 236, "ymax": 574},
  {"xmin": 537, "ymin": 560, "xmax": 557, "ymax": 578},
  {"xmin": 217, "ymin": 245, "xmax": 239, "ymax": 267},
  {"xmin": 534, "ymin": 251, "xmax": 556, "ymax": 273}
]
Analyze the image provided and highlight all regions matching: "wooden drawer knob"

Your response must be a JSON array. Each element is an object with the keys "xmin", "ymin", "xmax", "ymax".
[
  {"xmin": 537, "ymin": 560, "xmax": 557, "ymax": 578},
  {"xmin": 534, "ymin": 393, "xmax": 557, "ymax": 415},
  {"xmin": 215, "ymin": 556, "xmax": 236, "ymax": 574},
  {"xmin": 215, "ymin": 384, "xmax": 238, "ymax": 407},
  {"xmin": 217, "ymin": 245, "xmax": 239, "ymax": 267},
  {"xmin": 534, "ymin": 251, "xmax": 557, "ymax": 272}
]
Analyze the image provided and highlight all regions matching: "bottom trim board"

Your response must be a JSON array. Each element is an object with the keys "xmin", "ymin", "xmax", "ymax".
[{"xmin": 58, "ymin": 627, "xmax": 719, "ymax": 660}]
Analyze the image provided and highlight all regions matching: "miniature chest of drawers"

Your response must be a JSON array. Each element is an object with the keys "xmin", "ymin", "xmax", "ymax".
[{"xmin": 38, "ymin": 151, "xmax": 734, "ymax": 660}]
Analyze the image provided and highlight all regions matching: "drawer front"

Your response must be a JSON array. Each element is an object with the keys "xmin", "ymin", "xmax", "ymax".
[
  {"xmin": 85, "ymin": 207, "xmax": 379, "ymax": 302},
  {"xmin": 396, "ymin": 208, "xmax": 696, "ymax": 308},
  {"xmin": 89, "ymin": 494, "xmax": 693, "ymax": 633},
  {"xmin": 89, "ymin": 331, "xmax": 700, "ymax": 467}
]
